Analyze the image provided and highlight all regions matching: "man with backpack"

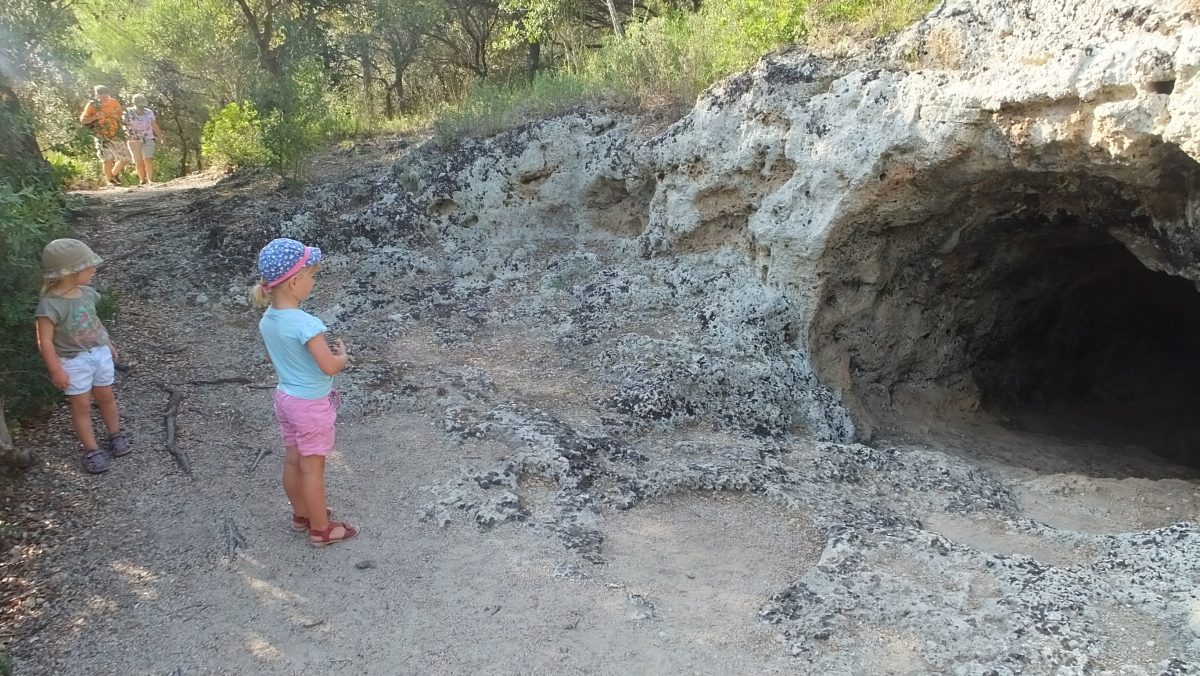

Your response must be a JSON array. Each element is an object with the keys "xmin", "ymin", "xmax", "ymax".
[{"xmin": 78, "ymin": 85, "xmax": 130, "ymax": 187}]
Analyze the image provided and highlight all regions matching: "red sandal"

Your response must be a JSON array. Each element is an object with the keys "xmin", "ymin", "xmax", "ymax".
[
  {"xmin": 309, "ymin": 521, "xmax": 359, "ymax": 548},
  {"xmin": 290, "ymin": 508, "xmax": 333, "ymax": 532}
]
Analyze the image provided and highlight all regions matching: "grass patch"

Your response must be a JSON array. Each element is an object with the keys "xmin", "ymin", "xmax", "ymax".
[
  {"xmin": 359, "ymin": 112, "xmax": 435, "ymax": 137},
  {"xmin": 806, "ymin": 0, "xmax": 939, "ymax": 41},
  {"xmin": 434, "ymin": 76, "xmax": 595, "ymax": 145},
  {"xmin": 435, "ymin": 0, "xmax": 937, "ymax": 143}
]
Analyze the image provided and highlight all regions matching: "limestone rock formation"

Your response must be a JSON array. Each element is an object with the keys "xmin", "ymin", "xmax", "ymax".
[
  {"xmin": 0, "ymin": 406, "xmax": 33, "ymax": 469},
  {"xmin": 357, "ymin": 0, "xmax": 1200, "ymax": 450},
  {"xmin": 205, "ymin": 0, "xmax": 1200, "ymax": 671}
]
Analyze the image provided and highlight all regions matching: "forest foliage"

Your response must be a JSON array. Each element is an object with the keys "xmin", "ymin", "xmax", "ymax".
[{"xmin": 5, "ymin": 0, "xmax": 935, "ymax": 184}]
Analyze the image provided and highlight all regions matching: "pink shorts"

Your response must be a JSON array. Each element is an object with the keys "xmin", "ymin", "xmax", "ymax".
[{"xmin": 273, "ymin": 390, "xmax": 336, "ymax": 456}]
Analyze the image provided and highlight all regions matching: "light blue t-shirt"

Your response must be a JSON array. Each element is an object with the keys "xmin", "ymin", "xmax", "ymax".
[{"xmin": 259, "ymin": 307, "xmax": 333, "ymax": 399}]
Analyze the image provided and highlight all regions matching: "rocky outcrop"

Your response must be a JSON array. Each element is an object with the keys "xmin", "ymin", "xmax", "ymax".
[
  {"xmin": 645, "ymin": 0, "xmax": 1200, "ymax": 444},
  {"xmin": 248, "ymin": 0, "xmax": 1200, "ymax": 450},
  {"xmin": 0, "ymin": 406, "xmax": 33, "ymax": 469}
]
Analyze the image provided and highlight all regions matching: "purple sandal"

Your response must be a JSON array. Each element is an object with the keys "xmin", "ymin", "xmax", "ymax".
[
  {"xmin": 108, "ymin": 431, "xmax": 132, "ymax": 457},
  {"xmin": 82, "ymin": 449, "xmax": 112, "ymax": 474}
]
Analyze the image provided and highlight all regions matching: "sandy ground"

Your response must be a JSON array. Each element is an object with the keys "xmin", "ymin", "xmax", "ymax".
[
  {"xmin": 1, "ymin": 169, "xmax": 824, "ymax": 675},
  {"xmin": 3, "ymin": 148, "xmax": 1200, "ymax": 675}
]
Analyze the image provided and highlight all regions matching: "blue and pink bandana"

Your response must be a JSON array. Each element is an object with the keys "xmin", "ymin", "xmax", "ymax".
[{"xmin": 257, "ymin": 238, "xmax": 322, "ymax": 288}]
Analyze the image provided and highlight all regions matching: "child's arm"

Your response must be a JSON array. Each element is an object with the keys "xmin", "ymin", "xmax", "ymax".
[
  {"xmin": 306, "ymin": 334, "xmax": 348, "ymax": 376},
  {"xmin": 35, "ymin": 318, "xmax": 70, "ymax": 390}
]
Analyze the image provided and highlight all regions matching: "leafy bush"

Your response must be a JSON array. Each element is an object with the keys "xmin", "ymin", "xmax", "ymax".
[
  {"xmin": 42, "ymin": 150, "xmax": 87, "ymax": 189},
  {"xmin": 146, "ymin": 144, "xmax": 184, "ymax": 183},
  {"xmin": 255, "ymin": 62, "xmax": 359, "ymax": 183},
  {"xmin": 0, "ymin": 183, "xmax": 67, "ymax": 418},
  {"xmin": 0, "ymin": 100, "xmax": 68, "ymax": 420},
  {"xmin": 201, "ymin": 101, "xmax": 270, "ymax": 169}
]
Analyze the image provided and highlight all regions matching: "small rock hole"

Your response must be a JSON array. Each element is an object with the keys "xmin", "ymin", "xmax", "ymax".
[{"xmin": 1149, "ymin": 79, "xmax": 1175, "ymax": 95}]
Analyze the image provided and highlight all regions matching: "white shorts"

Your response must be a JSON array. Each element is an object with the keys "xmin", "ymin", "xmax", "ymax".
[{"xmin": 60, "ymin": 345, "xmax": 115, "ymax": 395}]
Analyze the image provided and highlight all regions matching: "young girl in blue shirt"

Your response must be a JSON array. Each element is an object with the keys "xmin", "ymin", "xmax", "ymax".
[{"xmin": 250, "ymin": 238, "xmax": 358, "ymax": 547}]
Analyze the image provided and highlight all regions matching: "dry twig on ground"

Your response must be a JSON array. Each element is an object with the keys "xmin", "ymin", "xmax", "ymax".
[
  {"xmin": 246, "ymin": 447, "xmax": 272, "ymax": 474},
  {"xmin": 162, "ymin": 386, "xmax": 193, "ymax": 477},
  {"xmin": 220, "ymin": 516, "xmax": 246, "ymax": 561}
]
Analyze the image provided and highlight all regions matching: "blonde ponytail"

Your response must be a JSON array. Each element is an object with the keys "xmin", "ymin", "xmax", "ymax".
[{"xmin": 248, "ymin": 281, "xmax": 272, "ymax": 308}]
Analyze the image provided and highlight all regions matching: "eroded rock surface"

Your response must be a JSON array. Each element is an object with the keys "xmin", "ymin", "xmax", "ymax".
[{"xmin": 194, "ymin": 0, "xmax": 1200, "ymax": 672}]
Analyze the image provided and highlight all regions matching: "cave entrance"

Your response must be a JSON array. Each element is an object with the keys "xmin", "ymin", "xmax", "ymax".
[{"xmin": 810, "ymin": 171, "xmax": 1200, "ymax": 474}]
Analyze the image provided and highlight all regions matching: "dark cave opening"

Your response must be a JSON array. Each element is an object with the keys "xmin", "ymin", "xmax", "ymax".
[
  {"xmin": 970, "ymin": 223, "xmax": 1200, "ymax": 464},
  {"xmin": 811, "ymin": 179, "xmax": 1200, "ymax": 470}
]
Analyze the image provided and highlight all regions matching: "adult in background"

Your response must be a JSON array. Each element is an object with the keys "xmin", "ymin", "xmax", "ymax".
[
  {"xmin": 124, "ymin": 94, "xmax": 164, "ymax": 186},
  {"xmin": 78, "ymin": 85, "xmax": 130, "ymax": 187}
]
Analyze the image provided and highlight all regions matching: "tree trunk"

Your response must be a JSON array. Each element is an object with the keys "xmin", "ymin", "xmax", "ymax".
[
  {"xmin": 0, "ymin": 75, "xmax": 49, "ymax": 171},
  {"xmin": 389, "ymin": 47, "xmax": 412, "ymax": 114},
  {"xmin": 173, "ymin": 110, "xmax": 189, "ymax": 175},
  {"xmin": 605, "ymin": 0, "xmax": 623, "ymax": 36},
  {"xmin": 526, "ymin": 41, "xmax": 541, "ymax": 83},
  {"xmin": 360, "ymin": 36, "xmax": 374, "ymax": 117},
  {"xmin": 233, "ymin": 0, "xmax": 284, "ymax": 77}
]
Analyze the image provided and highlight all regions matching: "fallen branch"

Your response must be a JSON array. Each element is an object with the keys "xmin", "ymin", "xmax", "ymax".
[
  {"xmin": 186, "ymin": 377, "xmax": 258, "ymax": 386},
  {"xmin": 102, "ymin": 245, "xmax": 147, "ymax": 265},
  {"xmin": 162, "ymin": 386, "xmax": 193, "ymax": 477},
  {"xmin": 246, "ymin": 447, "xmax": 272, "ymax": 474},
  {"xmin": 220, "ymin": 516, "xmax": 247, "ymax": 561}
]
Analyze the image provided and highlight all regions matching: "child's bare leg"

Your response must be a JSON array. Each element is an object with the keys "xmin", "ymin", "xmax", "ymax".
[
  {"xmin": 91, "ymin": 385, "xmax": 121, "ymax": 435},
  {"xmin": 283, "ymin": 447, "xmax": 306, "ymax": 519},
  {"xmin": 67, "ymin": 392, "xmax": 98, "ymax": 450},
  {"xmin": 298, "ymin": 454, "xmax": 329, "ymax": 530}
]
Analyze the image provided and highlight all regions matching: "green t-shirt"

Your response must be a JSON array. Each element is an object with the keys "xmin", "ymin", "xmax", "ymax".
[{"xmin": 35, "ymin": 286, "xmax": 110, "ymax": 358}]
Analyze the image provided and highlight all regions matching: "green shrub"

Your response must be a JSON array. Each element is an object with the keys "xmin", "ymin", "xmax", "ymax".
[
  {"xmin": 260, "ymin": 107, "xmax": 313, "ymax": 183},
  {"xmin": 43, "ymin": 150, "xmax": 86, "ymax": 189},
  {"xmin": 201, "ymin": 102, "xmax": 270, "ymax": 169},
  {"xmin": 1, "ymin": 86, "xmax": 70, "ymax": 420},
  {"xmin": 149, "ymin": 145, "xmax": 184, "ymax": 183},
  {"xmin": 248, "ymin": 62, "xmax": 360, "ymax": 183},
  {"xmin": 0, "ymin": 179, "xmax": 67, "ymax": 420}
]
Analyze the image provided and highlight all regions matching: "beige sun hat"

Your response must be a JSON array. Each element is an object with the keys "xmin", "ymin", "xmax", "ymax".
[{"xmin": 42, "ymin": 239, "xmax": 103, "ymax": 280}]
